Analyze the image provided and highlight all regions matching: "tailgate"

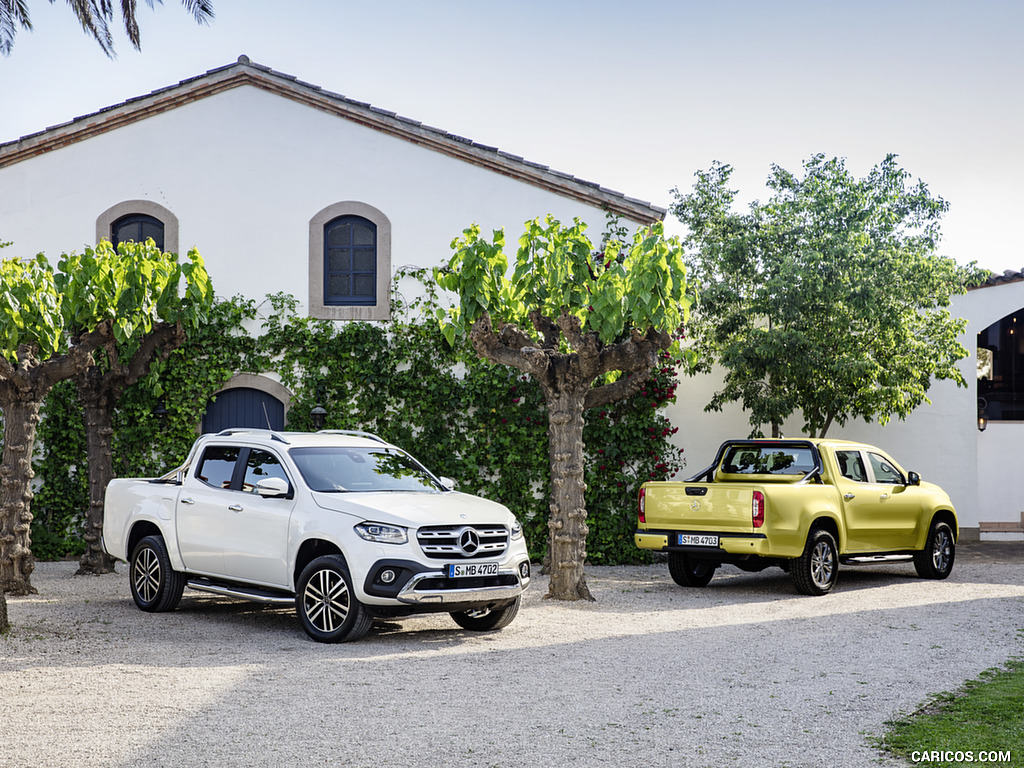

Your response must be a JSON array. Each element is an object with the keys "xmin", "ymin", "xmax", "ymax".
[{"xmin": 642, "ymin": 483, "xmax": 756, "ymax": 533}]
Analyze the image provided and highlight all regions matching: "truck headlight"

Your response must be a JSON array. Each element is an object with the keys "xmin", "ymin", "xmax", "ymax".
[
  {"xmin": 355, "ymin": 522, "xmax": 408, "ymax": 544},
  {"xmin": 511, "ymin": 520, "xmax": 524, "ymax": 540}
]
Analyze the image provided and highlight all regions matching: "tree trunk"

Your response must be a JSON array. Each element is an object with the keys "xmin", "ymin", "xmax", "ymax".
[
  {"xmin": 0, "ymin": 399, "xmax": 42, "ymax": 595},
  {"xmin": 543, "ymin": 389, "xmax": 594, "ymax": 602},
  {"xmin": 76, "ymin": 387, "xmax": 117, "ymax": 575},
  {"xmin": 74, "ymin": 322, "xmax": 183, "ymax": 575},
  {"xmin": 0, "ymin": 590, "xmax": 8, "ymax": 633}
]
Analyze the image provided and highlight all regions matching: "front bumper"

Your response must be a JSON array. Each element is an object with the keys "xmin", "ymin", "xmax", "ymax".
[
  {"xmin": 363, "ymin": 557, "xmax": 531, "ymax": 606},
  {"xmin": 397, "ymin": 563, "xmax": 530, "ymax": 605}
]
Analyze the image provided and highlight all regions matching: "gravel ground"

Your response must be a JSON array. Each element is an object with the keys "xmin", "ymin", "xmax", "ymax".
[{"xmin": 3, "ymin": 551, "xmax": 1024, "ymax": 768}]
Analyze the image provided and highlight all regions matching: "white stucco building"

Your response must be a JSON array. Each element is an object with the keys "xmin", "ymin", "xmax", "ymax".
[{"xmin": 1, "ymin": 57, "xmax": 1020, "ymax": 541}]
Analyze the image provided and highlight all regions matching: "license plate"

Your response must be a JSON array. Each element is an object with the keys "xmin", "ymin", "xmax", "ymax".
[
  {"xmin": 677, "ymin": 534, "xmax": 719, "ymax": 547},
  {"xmin": 447, "ymin": 562, "xmax": 499, "ymax": 578}
]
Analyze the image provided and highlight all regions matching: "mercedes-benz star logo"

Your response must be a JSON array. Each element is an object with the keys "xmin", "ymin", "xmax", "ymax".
[{"xmin": 458, "ymin": 528, "xmax": 481, "ymax": 556}]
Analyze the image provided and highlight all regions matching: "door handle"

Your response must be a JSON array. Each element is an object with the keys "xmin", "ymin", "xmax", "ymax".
[
  {"xmin": 228, "ymin": 504, "xmax": 244, "ymax": 512},
  {"xmin": 880, "ymin": 493, "xmax": 889, "ymax": 501},
  {"xmin": 844, "ymin": 493, "xmax": 855, "ymax": 500},
  {"xmin": 180, "ymin": 497, "xmax": 195, "ymax": 505}
]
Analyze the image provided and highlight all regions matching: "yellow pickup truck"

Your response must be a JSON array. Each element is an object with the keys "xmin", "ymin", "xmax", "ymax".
[{"xmin": 635, "ymin": 439, "xmax": 957, "ymax": 595}]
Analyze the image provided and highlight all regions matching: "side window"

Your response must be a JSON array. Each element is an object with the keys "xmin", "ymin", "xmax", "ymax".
[
  {"xmin": 196, "ymin": 446, "xmax": 240, "ymax": 489},
  {"xmin": 836, "ymin": 450, "xmax": 867, "ymax": 482},
  {"xmin": 868, "ymin": 453, "xmax": 904, "ymax": 485},
  {"xmin": 242, "ymin": 449, "xmax": 289, "ymax": 493},
  {"xmin": 111, "ymin": 213, "xmax": 165, "ymax": 251},
  {"xmin": 324, "ymin": 215, "xmax": 376, "ymax": 306}
]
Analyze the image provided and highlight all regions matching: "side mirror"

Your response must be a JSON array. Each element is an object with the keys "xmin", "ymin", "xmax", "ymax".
[
  {"xmin": 256, "ymin": 477, "xmax": 290, "ymax": 498},
  {"xmin": 439, "ymin": 477, "xmax": 457, "ymax": 491},
  {"xmin": 907, "ymin": 471, "xmax": 921, "ymax": 487}
]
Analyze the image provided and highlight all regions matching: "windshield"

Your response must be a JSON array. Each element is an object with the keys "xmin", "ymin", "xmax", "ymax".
[
  {"xmin": 721, "ymin": 445, "xmax": 817, "ymax": 475},
  {"xmin": 289, "ymin": 446, "xmax": 442, "ymax": 493}
]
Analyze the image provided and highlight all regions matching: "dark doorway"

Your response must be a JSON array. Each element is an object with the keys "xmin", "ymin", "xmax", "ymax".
[{"xmin": 202, "ymin": 388, "xmax": 285, "ymax": 433}]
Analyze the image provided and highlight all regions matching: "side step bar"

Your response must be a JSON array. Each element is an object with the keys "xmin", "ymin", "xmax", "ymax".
[
  {"xmin": 187, "ymin": 580, "xmax": 295, "ymax": 605},
  {"xmin": 843, "ymin": 554, "xmax": 914, "ymax": 565}
]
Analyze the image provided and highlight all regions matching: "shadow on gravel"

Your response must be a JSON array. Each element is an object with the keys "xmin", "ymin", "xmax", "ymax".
[{"xmin": 587, "ymin": 560, "xmax": 1024, "ymax": 612}]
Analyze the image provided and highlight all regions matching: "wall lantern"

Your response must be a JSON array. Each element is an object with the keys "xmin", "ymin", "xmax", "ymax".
[
  {"xmin": 153, "ymin": 400, "xmax": 169, "ymax": 425},
  {"xmin": 977, "ymin": 398, "xmax": 988, "ymax": 432},
  {"xmin": 310, "ymin": 403, "xmax": 327, "ymax": 431}
]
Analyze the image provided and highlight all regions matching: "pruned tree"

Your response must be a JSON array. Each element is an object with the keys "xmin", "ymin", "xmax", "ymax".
[
  {"xmin": 436, "ymin": 216, "xmax": 693, "ymax": 601},
  {"xmin": 0, "ymin": 242, "xmax": 211, "ymax": 594},
  {"xmin": 0, "ymin": 255, "xmax": 109, "ymax": 595},
  {"xmin": 66, "ymin": 240, "xmax": 213, "ymax": 575},
  {"xmin": 671, "ymin": 154, "xmax": 985, "ymax": 438},
  {"xmin": 1, "ymin": 0, "xmax": 214, "ymax": 56}
]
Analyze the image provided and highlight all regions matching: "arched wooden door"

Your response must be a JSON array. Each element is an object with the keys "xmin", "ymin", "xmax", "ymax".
[{"xmin": 201, "ymin": 387, "xmax": 285, "ymax": 433}]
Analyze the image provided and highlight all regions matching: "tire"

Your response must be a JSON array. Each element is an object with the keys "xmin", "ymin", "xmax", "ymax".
[
  {"xmin": 791, "ymin": 528, "xmax": 839, "ymax": 596},
  {"xmin": 296, "ymin": 555, "xmax": 373, "ymax": 643},
  {"xmin": 914, "ymin": 520, "xmax": 955, "ymax": 580},
  {"xmin": 129, "ymin": 535, "xmax": 186, "ymax": 613},
  {"xmin": 668, "ymin": 552, "xmax": 717, "ymax": 587},
  {"xmin": 450, "ymin": 596, "xmax": 521, "ymax": 631}
]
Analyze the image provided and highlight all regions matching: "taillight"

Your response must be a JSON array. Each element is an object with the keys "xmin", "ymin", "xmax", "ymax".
[
  {"xmin": 752, "ymin": 490, "xmax": 765, "ymax": 528},
  {"xmin": 638, "ymin": 487, "xmax": 646, "ymax": 524}
]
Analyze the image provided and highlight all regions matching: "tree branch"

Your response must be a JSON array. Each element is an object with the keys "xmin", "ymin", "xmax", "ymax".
[
  {"xmin": 584, "ymin": 368, "xmax": 655, "ymax": 410},
  {"xmin": 529, "ymin": 310, "xmax": 561, "ymax": 349},
  {"xmin": 122, "ymin": 322, "xmax": 184, "ymax": 387},
  {"xmin": 469, "ymin": 313, "xmax": 550, "ymax": 379}
]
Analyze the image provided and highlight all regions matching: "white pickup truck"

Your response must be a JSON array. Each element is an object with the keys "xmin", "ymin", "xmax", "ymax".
[{"xmin": 102, "ymin": 429, "xmax": 531, "ymax": 642}]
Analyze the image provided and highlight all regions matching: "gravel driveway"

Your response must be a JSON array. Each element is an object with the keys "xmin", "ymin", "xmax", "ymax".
[{"xmin": 3, "ymin": 550, "xmax": 1023, "ymax": 768}]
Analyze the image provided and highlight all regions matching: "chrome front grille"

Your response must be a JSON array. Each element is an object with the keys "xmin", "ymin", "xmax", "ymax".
[{"xmin": 417, "ymin": 525, "xmax": 509, "ymax": 559}]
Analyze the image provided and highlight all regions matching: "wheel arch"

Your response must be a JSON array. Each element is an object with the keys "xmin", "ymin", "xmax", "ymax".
[
  {"xmin": 926, "ymin": 508, "xmax": 959, "ymax": 544},
  {"xmin": 293, "ymin": 538, "xmax": 345, "ymax": 589},
  {"xmin": 127, "ymin": 520, "xmax": 165, "ymax": 564},
  {"xmin": 808, "ymin": 514, "xmax": 842, "ymax": 549}
]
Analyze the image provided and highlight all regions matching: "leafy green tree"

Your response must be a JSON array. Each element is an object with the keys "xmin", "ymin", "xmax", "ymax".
[
  {"xmin": 671, "ymin": 154, "xmax": 984, "ymax": 438},
  {"xmin": 0, "ymin": 254, "xmax": 108, "ymax": 594},
  {"xmin": 436, "ymin": 216, "xmax": 693, "ymax": 601},
  {"xmin": 0, "ymin": 242, "xmax": 210, "ymax": 594},
  {"xmin": 1, "ymin": 0, "xmax": 213, "ymax": 56},
  {"xmin": 68, "ymin": 240, "xmax": 213, "ymax": 575}
]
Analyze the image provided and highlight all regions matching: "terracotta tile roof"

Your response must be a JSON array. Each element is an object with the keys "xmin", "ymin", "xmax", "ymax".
[
  {"xmin": 971, "ymin": 269, "xmax": 1024, "ymax": 290},
  {"xmin": 0, "ymin": 55, "xmax": 666, "ymax": 225}
]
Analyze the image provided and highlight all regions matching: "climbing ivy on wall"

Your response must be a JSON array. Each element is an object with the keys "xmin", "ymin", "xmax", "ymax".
[{"xmin": 32, "ymin": 270, "xmax": 685, "ymax": 564}]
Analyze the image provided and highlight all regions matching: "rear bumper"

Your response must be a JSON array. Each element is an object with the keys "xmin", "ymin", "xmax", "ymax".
[{"xmin": 636, "ymin": 528, "xmax": 773, "ymax": 558}]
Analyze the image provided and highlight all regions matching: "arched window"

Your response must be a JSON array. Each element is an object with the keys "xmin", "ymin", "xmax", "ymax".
[
  {"xmin": 111, "ymin": 213, "xmax": 165, "ymax": 251},
  {"xmin": 309, "ymin": 202, "xmax": 391, "ymax": 321},
  {"xmin": 978, "ymin": 310, "xmax": 1024, "ymax": 420},
  {"xmin": 324, "ymin": 215, "xmax": 377, "ymax": 306},
  {"xmin": 96, "ymin": 200, "xmax": 179, "ymax": 254}
]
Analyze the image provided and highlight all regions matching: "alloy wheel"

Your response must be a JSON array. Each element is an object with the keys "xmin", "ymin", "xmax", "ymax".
[
  {"xmin": 132, "ymin": 546, "xmax": 161, "ymax": 604},
  {"xmin": 302, "ymin": 567, "xmax": 351, "ymax": 633},
  {"xmin": 810, "ymin": 541, "xmax": 834, "ymax": 588}
]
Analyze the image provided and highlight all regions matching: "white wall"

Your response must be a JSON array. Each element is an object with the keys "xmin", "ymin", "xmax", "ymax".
[{"xmin": 0, "ymin": 86, "xmax": 638, "ymax": 312}]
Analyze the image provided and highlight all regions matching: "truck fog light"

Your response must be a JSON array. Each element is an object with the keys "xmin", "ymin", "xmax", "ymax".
[
  {"xmin": 519, "ymin": 561, "xmax": 530, "ymax": 580},
  {"xmin": 380, "ymin": 569, "xmax": 396, "ymax": 584}
]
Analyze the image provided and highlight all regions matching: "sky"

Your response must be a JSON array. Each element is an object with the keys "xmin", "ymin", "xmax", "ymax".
[{"xmin": 1, "ymin": 0, "xmax": 1022, "ymax": 272}]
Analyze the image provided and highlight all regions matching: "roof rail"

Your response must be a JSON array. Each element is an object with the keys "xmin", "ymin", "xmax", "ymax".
[
  {"xmin": 214, "ymin": 428, "xmax": 291, "ymax": 444},
  {"xmin": 316, "ymin": 429, "xmax": 389, "ymax": 444}
]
